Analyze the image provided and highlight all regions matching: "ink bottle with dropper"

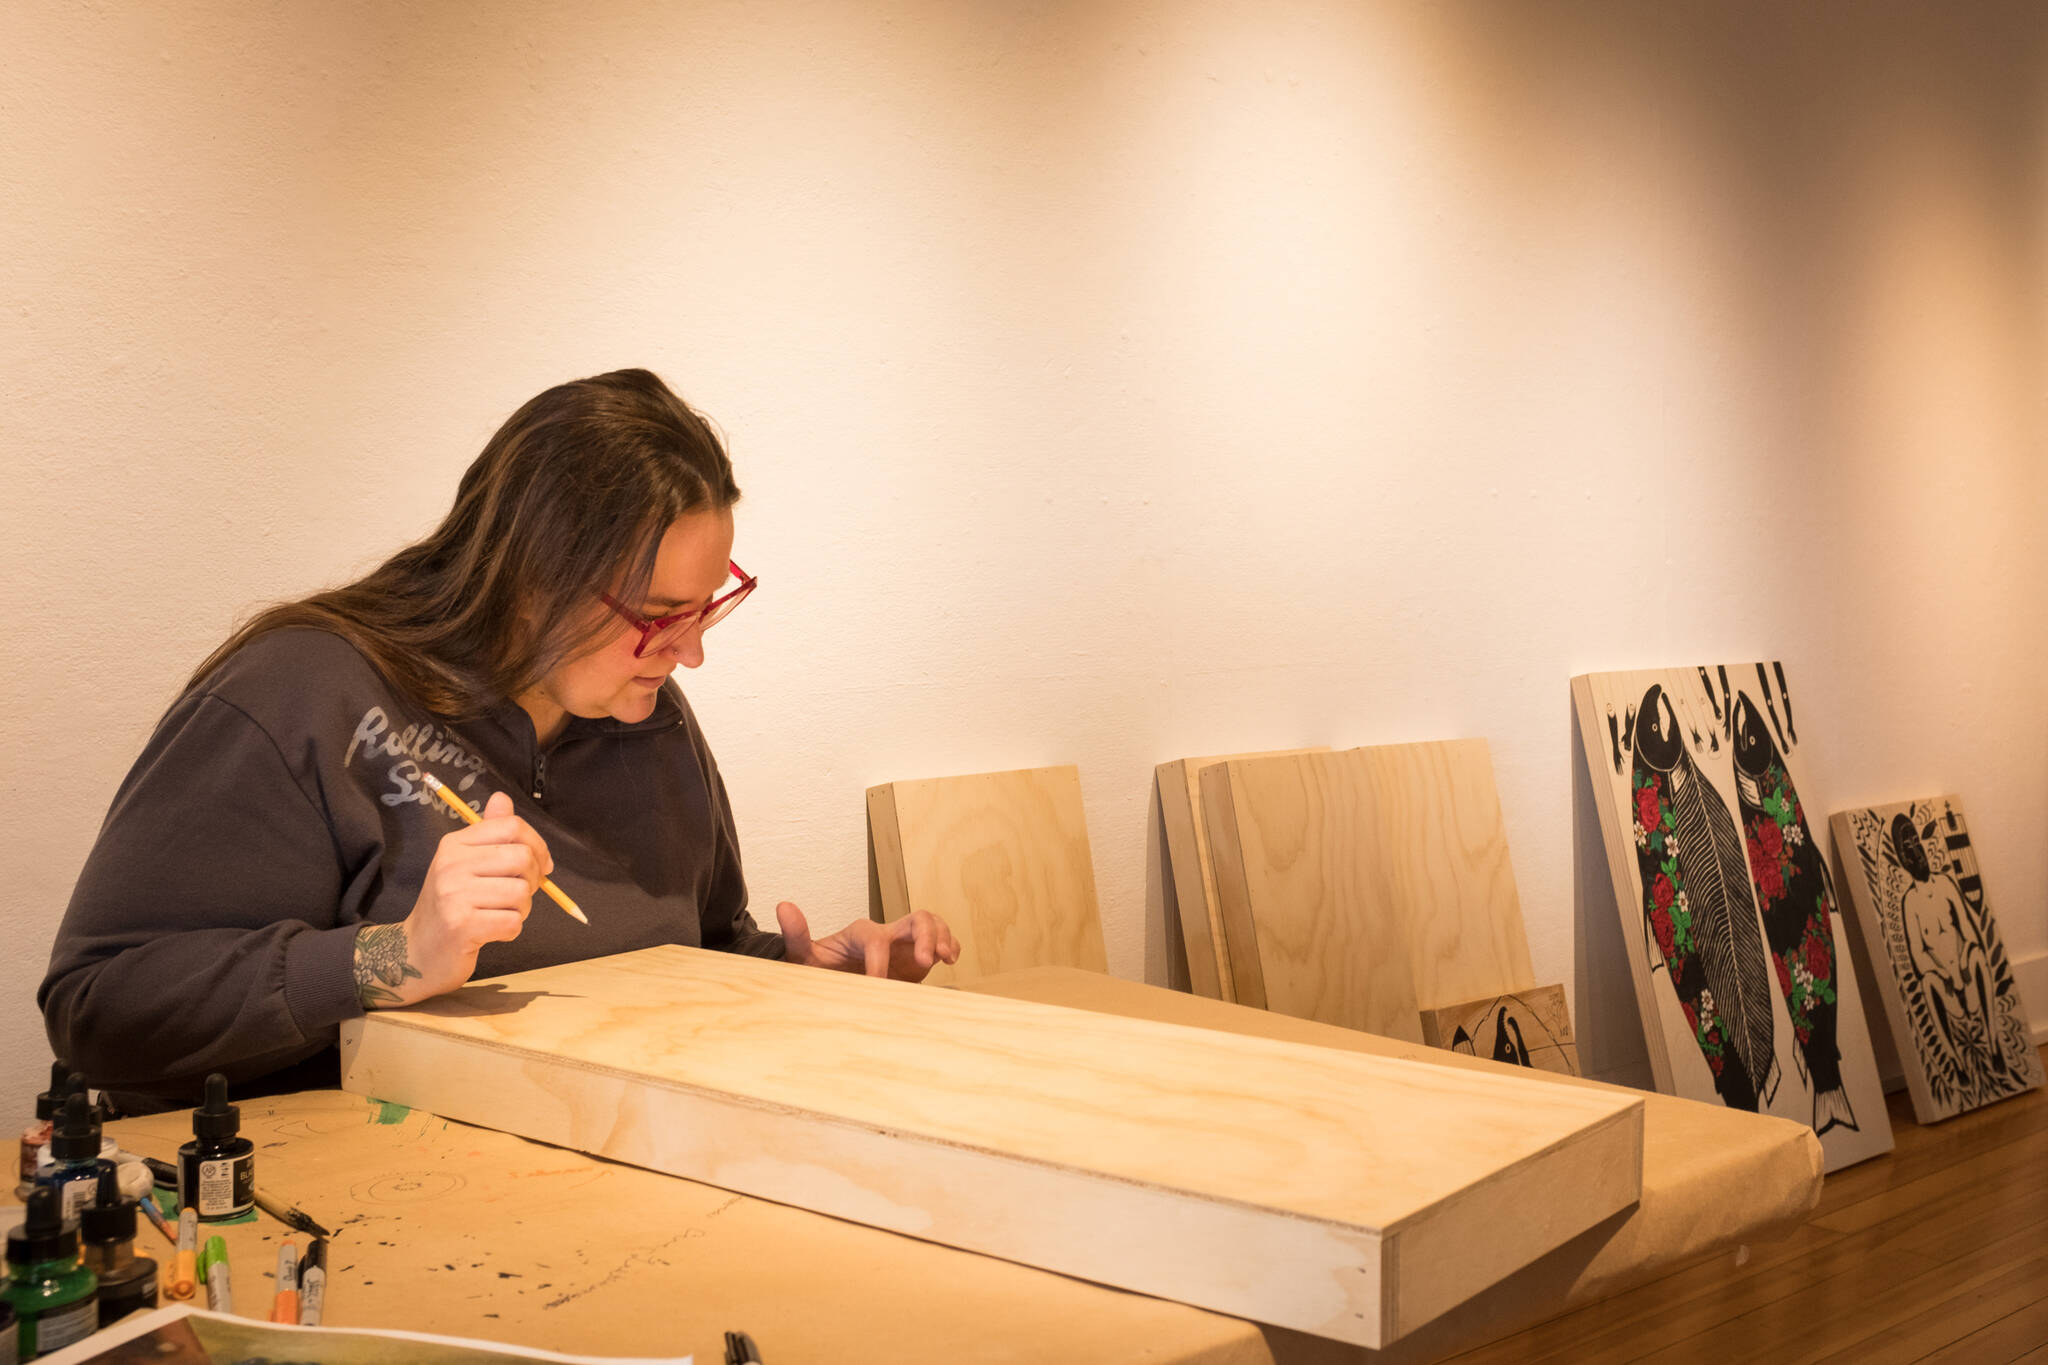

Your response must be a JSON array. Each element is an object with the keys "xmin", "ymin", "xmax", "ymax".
[
  {"xmin": 35, "ymin": 1092, "xmax": 114, "ymax": 1223},
  {"xmin": 1, "ymin": 1187, "xmax": 100, "ymax": 1359},
  {"xmin": 178, "ymin": 1073, "xmax": 254, "ymax": 1221},
  {"xmin": 80, "ymin": 1165, "xmax": 159, "ymax": 1327},
  {"xmin": 16, "ymin": 1060, "xmax": 69, "ymax": 1201}
]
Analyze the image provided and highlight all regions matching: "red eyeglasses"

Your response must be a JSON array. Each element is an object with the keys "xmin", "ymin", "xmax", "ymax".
[{"xmin": 599, "ymin": 561, "xmax": 758, "ymax": 658}]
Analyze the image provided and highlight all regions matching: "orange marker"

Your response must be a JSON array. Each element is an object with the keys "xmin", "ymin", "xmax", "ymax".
[
  {"xmin": 270, "ymin": 1241, "xmax": 299, "ymax": 1322},
  {"xmin": 168, "ymin": 1207, "xmax": 198, "ymax": 1300},
  {"xmin": 420, "ymin": 773, "xmax": 587, "ymax": 924}
]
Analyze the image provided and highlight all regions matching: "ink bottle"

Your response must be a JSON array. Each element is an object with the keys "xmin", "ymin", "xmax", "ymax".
[
  {"xmin": 0, "ymin": 1300, "xmax": 17, "ymax": 1365},
  {"xmin": 35, "ymin": 1092, "xmax": 114, "ymax": 1223},
  {"xmin": 80, "ymin": 1167, "xmax": 160, "ymax": 1327},
  {"xmin": 1, "ymin": 1188, "xmax": 100, "ymax": 1359},
  {"xmin": 178, "ymin": 1073, "xmax": 254, "ymax": 1221},
  {"xmin": 15, "ymin": 1060, "xmax": 68, "ymax": 1200}
]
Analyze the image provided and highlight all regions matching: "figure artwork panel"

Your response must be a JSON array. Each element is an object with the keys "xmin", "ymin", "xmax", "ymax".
[
  {"xmin": 1831, "ymin": 795, "xmax": 2044, "ymax": 1124},
  {"xmin": 1420, "ymin": 985, "xmax": 1581, "ymax": 1077},
  {"xmin": 1572, "ymin": 662, "xmax": 1893, "ymax": 1170}
]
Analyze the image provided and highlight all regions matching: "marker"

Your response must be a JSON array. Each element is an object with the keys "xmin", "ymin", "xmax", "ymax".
[
  {"xmin": 252, "ymin": 1188, "xmax": 332, "ymax": 1239},
  {"xmin": 420, "ymin": 773, "xmax": 587, "ymax": 924},
  {"xmin": 200, "ymin": 1235, "xmax": 233, "ymax": 1313},
  {"xmin": 297, "ymin": 1237, "xmax": 326, "ymax": 1326},
  {"xmin": 141, "ymin": 1156, "xmax": 178, "ymax": 1188},
  {"xmin": 270, "ymin": 1241, "xmax": 299, "ymax": 1323},
  {"xmin": 169, "ymin": 1207, "xmax": 198, "ymax": 1300},
  {"xmin": 136, "ymin": 1193, "xmax": 177, "ymax": 1247}
]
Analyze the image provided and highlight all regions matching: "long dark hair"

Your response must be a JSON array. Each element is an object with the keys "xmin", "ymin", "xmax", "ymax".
[{"xmin": 188, "ymin": 369, "xmax": 741, "ymax": 717}]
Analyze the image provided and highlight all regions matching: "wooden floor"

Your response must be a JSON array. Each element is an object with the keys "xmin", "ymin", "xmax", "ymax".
[{"xmin": 1446, "ymin": 1047, "xmax": 2048, "ymax": 1365}]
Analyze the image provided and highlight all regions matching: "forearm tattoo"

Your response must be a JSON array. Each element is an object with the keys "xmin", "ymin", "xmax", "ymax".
[{"xmin": 354, "ymin": 923, "xmax": 423, "ymax": 1008}]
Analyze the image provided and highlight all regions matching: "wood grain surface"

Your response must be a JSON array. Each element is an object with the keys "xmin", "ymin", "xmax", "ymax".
[
  {"xmin": 1157, "ymin": 748, "xmax": 1331, "ymax": 1003},
  {"xmin": 866, "ymin": 765, "xmax": 1107, "ymax": 985},
  {"xmin": 339, "ymin": 946, "xmax": 1645, "ymax": 1348},
  {"xmin": 1349, "ymin": 740, "xmax": 1537, "ymax": 1011}
]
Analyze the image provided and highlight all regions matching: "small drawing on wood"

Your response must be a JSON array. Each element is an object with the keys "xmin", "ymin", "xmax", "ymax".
[
  {"xmin": 1832, "ymin": 796, "xmax": 2044, "ymax": 1124},
  {"xmin": 1420, "ymin": 985, "xmax": 1581, "ymax": 1077}
]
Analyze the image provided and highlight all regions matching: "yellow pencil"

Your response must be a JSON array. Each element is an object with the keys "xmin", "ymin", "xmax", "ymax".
[{"xmin": 420, "ymin": 772, "xmax": 588, "ymax": 925}]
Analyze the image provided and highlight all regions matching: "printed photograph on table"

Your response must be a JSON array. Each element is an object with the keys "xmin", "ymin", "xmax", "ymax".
[
  {"xmin": 1572, "ymin": 662, "xmax": 1893, "ymax": 1170},
  {"xmin": 1830, "ymin": 795, "xmax": 2045, "ymax": 1124}
]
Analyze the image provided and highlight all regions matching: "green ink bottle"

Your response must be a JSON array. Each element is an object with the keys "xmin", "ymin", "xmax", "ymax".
[
  {"xmin": 2, "ymin": 1188, "xmax": 99, "ymax": 1359},
  {"xmin": 178, "ymin": 1073, "xmax": 254, "ymax": 1221}
]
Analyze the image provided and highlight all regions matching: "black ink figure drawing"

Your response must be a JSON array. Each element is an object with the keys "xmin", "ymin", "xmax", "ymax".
[
  {"xmin": 1623, "ymin": 683, "xmax": 1779, "ymax": 1111},
  {"xmin": 1731, "ymin": 690, "xmax": 1858, "ymax": 1136},
  {"xmin": 1847, "ymin": 800, "xmax": 2036, "ymax": 1116}
]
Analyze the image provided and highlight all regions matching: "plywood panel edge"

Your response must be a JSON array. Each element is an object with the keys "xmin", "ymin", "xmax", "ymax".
[
  {"xmin": 1384, "ymin": 1097, "xmax": 1644, "ymax": 1338},
  {"xmin": 866, "ymin": 783, "xmax": 910, "ymax": 925},
  {"xmin": 1158, "ymin": 761, "xmax": 1227, "ymax": 1000},
  {"xmin": 1570, "ymin": 674, "xmax": 1679, "ymax": 1094},
  {"xmin": 337, "ymin": 1014, "xmax": 1395, "ymax": 1346},
  {"xmin": 1200, "ymin": 762, "xmax": 1269, "ymax": 1010}
]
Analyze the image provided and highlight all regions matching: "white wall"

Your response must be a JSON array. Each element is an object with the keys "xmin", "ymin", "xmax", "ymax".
[{"xmin": 4, "ymin": 1, "xmax": 2043, "ymax": 1104}]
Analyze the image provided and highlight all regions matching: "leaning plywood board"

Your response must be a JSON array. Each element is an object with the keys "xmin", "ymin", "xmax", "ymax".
[
  {"xmin": 339, "ymin": 946, "xmax": 1644, "ymax": 1349},
  {"xmin": 867, "ymin": 765, "xmax": 1107, "ymax": 986},
  {"xmin": 1201, "ymin": 750, "xmax": 1426, "ymax": 1039},
  {"xmin": 1831, "ymin": 795, "xmax": 2044, "ymax": 1123},
  {"xmin": 1157, "ymin": 747, "xmax": 1331, "ymax": 1003},
  {"xmin": 1572, "ymin": 664, "xmax": 1893, "ymax": 1172},
  {"xmin": 1350, "ymin": 740, "xmax": 1538, "ymax": 1011}
]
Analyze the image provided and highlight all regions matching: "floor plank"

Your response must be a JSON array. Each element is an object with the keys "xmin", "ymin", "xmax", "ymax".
[{"xmin": 1442, "ymin": 1046, "xmax": 2048, "ymax": 1363}]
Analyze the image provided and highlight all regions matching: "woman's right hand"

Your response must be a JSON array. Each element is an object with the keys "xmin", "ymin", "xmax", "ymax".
[{"xmin": 353, "ymin": 791, "xmax": 553, "ymax": 1009}]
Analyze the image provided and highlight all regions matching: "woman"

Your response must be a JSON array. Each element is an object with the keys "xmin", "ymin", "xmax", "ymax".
[{"xmin": 43, "ymin": 369, "xmax": 956, "ymax": 1113}]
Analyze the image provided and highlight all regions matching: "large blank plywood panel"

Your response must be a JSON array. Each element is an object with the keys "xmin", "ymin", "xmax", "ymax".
[
  {"xmin": 1352, "ymin": 740, "xmax": 1537, "ymax": 1011},
  {"xmin": 1202, "ymin": 751, "xmax": 1425, "ymax": 1039},
  {"xmin": 867, "ymin": 765, "xmax": 1106, "ymax": 985},
  {"xmin": 339, "ymin": 947, "xmax": 1644, "ymax": 1348},
  {"xmin": 1157, "ymin": 747, "xmax": 1331, "ymax": 1003}
]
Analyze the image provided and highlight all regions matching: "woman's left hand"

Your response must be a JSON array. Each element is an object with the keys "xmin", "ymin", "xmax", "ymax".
[{"xmin": 776, "ymin": 901, "xmax": 960, "ymax": 982}]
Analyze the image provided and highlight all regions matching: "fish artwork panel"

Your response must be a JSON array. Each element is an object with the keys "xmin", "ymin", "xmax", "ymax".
[
  {"xmin": 1730, "ymin": 670, "xmax": 1858, "ymax": 1137},
  {"xmin": 1574, "ymin": 664, "xmax": 1893, "ymax": 1171},
  {"xmin": 1831, "ymin": 795, "xmax": 2045, "ymax": 1124}
]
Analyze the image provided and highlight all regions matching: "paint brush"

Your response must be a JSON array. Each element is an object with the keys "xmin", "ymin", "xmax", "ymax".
[
  {"xmin": 252, "ymin": 1187, "xmax": 331, "ymax": 1239},
  {"xmin": 420, "ymin": 772, "xmax": 588, "ymax": 925}
]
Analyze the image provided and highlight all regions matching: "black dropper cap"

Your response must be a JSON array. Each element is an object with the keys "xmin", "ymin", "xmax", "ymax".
[
  {"xmin": 33, "ymin": 1059, "xmax": 69, "ymax": 1121},
  {"xmin": 192, "ymin": 1072, "xmax": 240, "ymax": 1143},
  {"xmin": 6, "ymin": 1187, "xmax": 79, "ymax": 1264},
  {"xmin": 49, "ymin": 1091, "xmax": 102, "ymax": 1162},
  {"xmin": 80, "ymin": 1165, "xmax": 136, "ymax": 1248}
]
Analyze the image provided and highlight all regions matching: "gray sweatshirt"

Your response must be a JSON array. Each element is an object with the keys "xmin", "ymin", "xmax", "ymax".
[{"xmin": 42, "ymin": 627, "xmax": 781, "ymax": 1111}]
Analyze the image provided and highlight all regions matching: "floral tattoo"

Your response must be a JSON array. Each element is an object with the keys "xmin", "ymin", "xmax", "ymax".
[{"xmin": 354, "ymin": 923, "xmax": 422, "ymax": 1008}]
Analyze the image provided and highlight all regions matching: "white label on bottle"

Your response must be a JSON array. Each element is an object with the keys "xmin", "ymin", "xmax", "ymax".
[
  {"xmin": 198, "ymin": 1158, "xmax": 234, "ymax": 1213},
  {"xmin": 33, "ymin": 1296, "xmax": 98, "ymax": 1352},
  {"xmin": 58, "ymin": 1173, "xmax": 95, "ymax": 1222}
]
